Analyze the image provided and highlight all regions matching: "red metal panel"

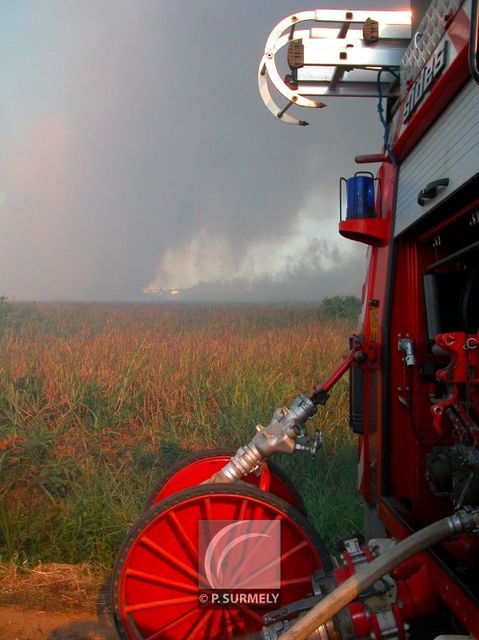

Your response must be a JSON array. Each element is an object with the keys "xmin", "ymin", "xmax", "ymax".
[{"xmin": 379, "ymin": 500, "xmax": 479, "ymax": 635}]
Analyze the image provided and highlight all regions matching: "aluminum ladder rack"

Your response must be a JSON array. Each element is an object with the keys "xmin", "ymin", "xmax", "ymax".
[{"xmin": 259, "ymin": 9, "xmax": 412, "ymax": 125}]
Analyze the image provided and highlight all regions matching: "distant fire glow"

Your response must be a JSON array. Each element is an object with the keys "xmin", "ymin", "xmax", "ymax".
[{"xmin": 142, "ymin": 287, "xmax": 182, "ymax": 296}]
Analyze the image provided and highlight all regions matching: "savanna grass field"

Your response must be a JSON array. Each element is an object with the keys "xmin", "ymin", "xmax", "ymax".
[{"xmin": 0, "ymin": 298, "xmax": 362, "ymax": 604}]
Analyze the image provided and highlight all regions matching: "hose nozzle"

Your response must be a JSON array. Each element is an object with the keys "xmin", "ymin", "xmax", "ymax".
[{"xmin": 210, "ymin": 395, "xmax": 316, "ymax": 484}]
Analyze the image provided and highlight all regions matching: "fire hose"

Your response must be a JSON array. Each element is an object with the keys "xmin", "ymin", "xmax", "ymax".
[
  {"xmin": 201, "ymin": 355, "xmax": 479, "ymax": 639},
  {"xmin": 279, "ymin": 508, "xmax": 479, "ymax": 640}
]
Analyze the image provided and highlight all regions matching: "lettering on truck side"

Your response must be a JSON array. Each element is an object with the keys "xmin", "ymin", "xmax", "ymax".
[{"xmin": 403, "ymin": 40, "xmax": 449, "ymax": 123}]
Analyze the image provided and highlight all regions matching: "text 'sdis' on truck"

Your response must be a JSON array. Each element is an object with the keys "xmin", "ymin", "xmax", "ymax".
[{"xmin": 110, "ymin": 2, "xmax": 479, "ymax": 638}]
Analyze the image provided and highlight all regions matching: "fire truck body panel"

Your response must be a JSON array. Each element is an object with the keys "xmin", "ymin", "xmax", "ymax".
[
  {"xmin": 261, "ymin": 0, "xmax": 479, "ymax": 632},
  {"xmin": 395, "ymin": 80, "xmax": 479, "ymax": 235},
  {"xmin": 351, "ymin": 1, "xmax": 479, "ymax": 631},
  {"xmin": 392, "ymin": 0, "xmax": 472, "ymax": 160}
]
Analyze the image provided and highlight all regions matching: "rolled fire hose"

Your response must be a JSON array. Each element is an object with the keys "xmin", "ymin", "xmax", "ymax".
[{"xmin": 280, "ymin": 509, "xmax": 479, "ymax": 640}]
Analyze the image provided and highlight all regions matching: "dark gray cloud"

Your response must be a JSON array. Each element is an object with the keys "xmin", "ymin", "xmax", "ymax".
[{"xmin": 0, "ymin": 0, "xmax": 396, "ymax": 302}]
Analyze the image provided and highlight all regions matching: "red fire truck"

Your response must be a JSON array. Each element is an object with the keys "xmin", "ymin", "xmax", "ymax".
[{"xmin": 111, "ymin": 2, "xmax": 479, "ymax": 638}]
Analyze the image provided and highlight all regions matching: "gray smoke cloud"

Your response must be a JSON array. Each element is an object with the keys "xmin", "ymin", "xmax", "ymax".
[{"xmin": 0, "ymin": 0, "xmax": 395, "ymax": 302}]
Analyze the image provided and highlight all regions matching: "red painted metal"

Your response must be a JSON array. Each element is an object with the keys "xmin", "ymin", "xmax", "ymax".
[
  {"xmin": 258, "ymin": 461, "xmax": 272, "ymax": 492},
  {"xmin": 146, "ymin": 451, "xmax": 305, "ymax": 512},
  {"xmin": 346, "ymin": 3, "xmax": 479, "ymax": 630},
  {"xmin": 435, "ymin": 332, "xmax": 470, "ymax": 383},
  {"xmin": 430, "ymin": 332, "xmax": 479, "ymax": 431},
  {"xmin": 310, "ymin": 353, "xmax": 351, "ymax": 403},
  {"xmin": 379, "ymin": 500, "xmax": 479, "ymax": 634},
  {"xmin": 112, "ymin": 485, "xmax": 330, "ymax": 640},
  {"xmin": 333, "ymin": 545, "xmax": 439, "ymax": 639},
  {"xmin": 338, "ymin": 218, "xmax": 391, "ymax": 247},
  {"xmin": 441, "ymin": 533, "xmax": 479, "ymax": 569},
  {"xmin": 355, "ymin": 154, "xmax": 386, "ymax": 164},
  {"xmin": 353, "ymin": 160, "xmax": 397, "ymax": 503}
]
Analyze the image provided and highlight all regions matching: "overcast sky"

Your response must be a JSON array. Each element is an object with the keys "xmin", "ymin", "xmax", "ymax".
[{"xmin": 0, "ymin": 1, "xmax": 405, "ymax": 303}]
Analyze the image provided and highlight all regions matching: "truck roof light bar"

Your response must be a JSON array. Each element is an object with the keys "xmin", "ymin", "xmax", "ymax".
[{"xmin": 258, "ymin": 9, "xmax": 411, "ymax": 125}]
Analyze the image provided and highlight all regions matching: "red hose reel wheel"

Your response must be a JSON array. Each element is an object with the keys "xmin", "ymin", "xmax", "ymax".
[
  {"xmin": 146, "ymin": 448, "xmax": 307, "ymax": 514},
  {"xmin": 112, "ymin": 483, "xmax": 332, "ymax": 640}
]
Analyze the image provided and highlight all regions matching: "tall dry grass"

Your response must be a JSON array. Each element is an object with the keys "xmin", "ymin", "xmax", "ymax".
[{"xmin": 0, "ymin": 301, "xmax": 361, "ymax": 571}]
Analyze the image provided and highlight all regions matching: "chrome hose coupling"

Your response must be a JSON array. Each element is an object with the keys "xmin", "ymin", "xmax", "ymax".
[
  {"xmin": 219, "ymin": 395, "xmax": 317, "ymax": 482},
  {"xmin": 447, "ymin": 507, "xmax": 479, "ymax": 535}
]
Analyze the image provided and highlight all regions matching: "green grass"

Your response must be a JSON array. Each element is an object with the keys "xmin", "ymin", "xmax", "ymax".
[{"xmin": 0, "ymin": 300, "xmax": 362, "ymax": 571}]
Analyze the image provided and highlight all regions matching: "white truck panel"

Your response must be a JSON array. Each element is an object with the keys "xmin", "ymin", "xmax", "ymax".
[{"xmin": 395, "ymin": 78, "xmax": 479, "ymax": 236}]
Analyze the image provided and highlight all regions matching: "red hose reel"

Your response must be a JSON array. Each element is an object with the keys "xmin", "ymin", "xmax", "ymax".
[
  {"xmin": 111, "ymin": 452, "xmax": 332, "ymax": 640},
  {"xmin": 110, "ymin": 350, "xmax": 444, "ymax": 639},
  {"xmin": 144, "ymin": 449, "xmax": 307, "ymax": 513},
  {"xmin": 113, "ymin": 451, "xmax": 439, "ymax": 640}
]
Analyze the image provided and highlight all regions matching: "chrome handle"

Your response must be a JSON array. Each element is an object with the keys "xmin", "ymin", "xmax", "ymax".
[{"xmin": 417, "ymin": 178, "xmax": 449, "ymax": 206}]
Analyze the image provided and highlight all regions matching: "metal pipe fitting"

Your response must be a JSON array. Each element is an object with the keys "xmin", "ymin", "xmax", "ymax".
[
  {"xmin": 280, "ymin": 508, "xmax": 479, "ymax": 640},
  {"xmin": 398, "ymin": 337, "xmax": 416, "ymax": 366},
  {"xmin": 209, "ymin": 395, "xmax": 317, "ymax": 484}
]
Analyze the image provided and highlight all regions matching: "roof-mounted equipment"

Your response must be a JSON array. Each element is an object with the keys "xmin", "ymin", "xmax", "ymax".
[{"xmin": 258, "ymin": 9, "xmax": 412, "ymax": 125}]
